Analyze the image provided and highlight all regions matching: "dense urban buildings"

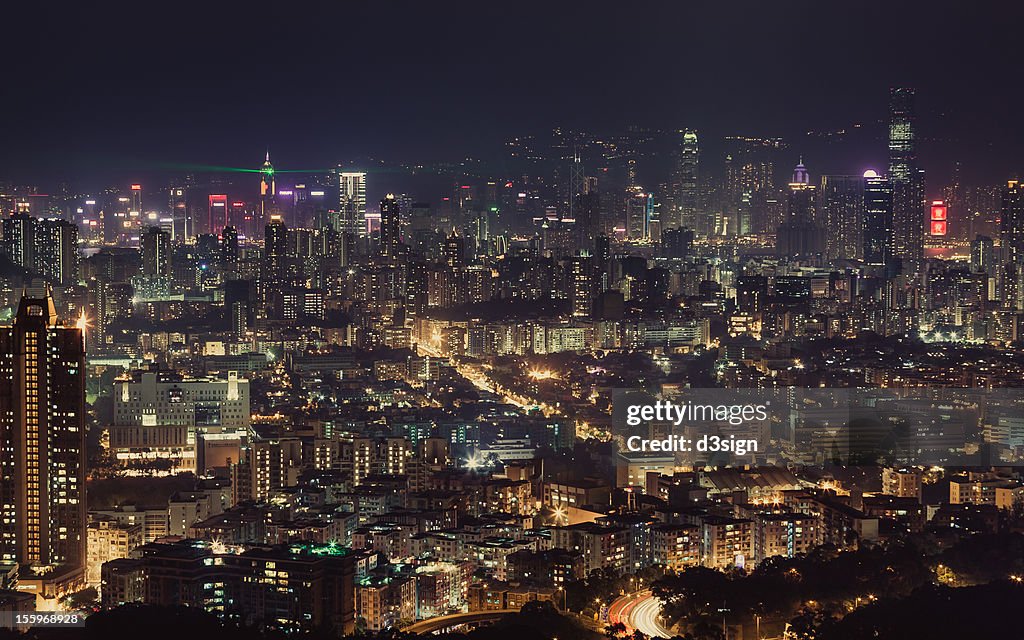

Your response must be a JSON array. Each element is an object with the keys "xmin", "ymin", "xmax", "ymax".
[{"xmin": 2, "ymin": 5, "xmax": 1024, "ymax": 638}]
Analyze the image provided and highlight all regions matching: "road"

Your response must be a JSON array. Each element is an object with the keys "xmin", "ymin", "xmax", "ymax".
[
  {"xmin": 404, "ymin": 609, "xmax": 519, "ymax": 634},
  {"xmin": 607, "ymin": 590, "xmax": 671, "ymax": 638}
]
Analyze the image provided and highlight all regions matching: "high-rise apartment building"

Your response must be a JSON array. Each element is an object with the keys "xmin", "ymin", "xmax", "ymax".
[{"xmin": 0, "ymin": 292, "xmax": 87, "ymax": 603}]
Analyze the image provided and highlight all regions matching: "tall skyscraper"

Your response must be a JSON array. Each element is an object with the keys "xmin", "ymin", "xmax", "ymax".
[
  {"xmin": 776, "ymin": 160, "xmax": 822, "ymax": 256},
  {"xmin": 263, "ymin": 215, "xmax": 289, "ymax": 307},
  {"xmin": 379, "ymin": 194, "xmax": 401, "ymax": 258},
  {"xmin": 574, "ymin": 176, "xmax": 600, "ymax": 252},
  {"xmin": 168, "ymin": 185, "xmax": 188, "ymax": 241},
  {"xmin": 863, "ymin": 170, "xmax": 894, "ymax": 270},
  {"xmin": 337, "ymin": 171, "xmax": 367, "ymax": 239},
  {"xmin": 820, "ymin": 175, "xmax": 865, "ymax": 260},
  {"xmin": 36, "ymin": 219, "xmax": 79, "ymax": 285},
  {"xmin": 260, "ymin": 152, "xmax": 276, "ymax": 222},
  {"xmin": 568, "ymin": 255, "xmax": 594, "ymax": 317},
  {"xmin": 1000, "ymin": 180, "xmax": 1024, "ymax": 267},
  {"xmin": 0, "ymin": 291, "xmax": 87, "ymax": 598},
  {"xmin": 971, "ymin": 234, "xmax": 995, "ymax": 276},
  {"xmin": 141, "ymin": 226, "xmax": 171, "ymax": 279},
  {"xmin": 220, "ymin": 226, "xmax": 239, "ymax": 277},
  {"xmin": 567, "ymin": 152, "xmax": 585, "ymax": 221},
  {"xmin": 888, "ymin": 87, "xmax": 925, "ymax": 272},
  {"xmin": 677, "ymin": 129, "xmax": 700, "ymax": 231},
  {"xmin": 2, "ymin": 213, "xmax": 35, "ymax": 271}
]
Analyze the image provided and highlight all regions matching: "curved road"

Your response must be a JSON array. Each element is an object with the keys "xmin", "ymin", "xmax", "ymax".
[
  {"xmin": 405, "ymin": 609, "xmax": 519, "ymax": 634},
  {"xmin": 607, "ymin": 590, "xmax": 671, "ymax": 638}
]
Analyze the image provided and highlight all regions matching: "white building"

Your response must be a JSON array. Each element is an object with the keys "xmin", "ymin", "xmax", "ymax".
[{"xmin": 110, "ymin": 370, "xmax": 250, "ymax": 473}]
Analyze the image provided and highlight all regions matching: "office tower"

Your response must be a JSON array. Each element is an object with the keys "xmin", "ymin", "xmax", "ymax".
[
  {"xmin": 260, "ymin": 152, "xmax": 276, "ymax": 224},
  {"xmin": 661, "ymin": 226, "xmax": 694, "ymax": 259},
  {"xmin": 0, "ymin": 292, "xmax": 87, "ymax": 596},
  {"xmin": 141, "ymin": 226, "xmax": 171, "ymax": 279},
  {"xmin": 568, "ymin": 256, "xmax": 594, "ymax": 317},
  {"xmin": 863, "ymin": 170, "xmax": 894, "ymax": 269},
  {"xmin": 263, "ymin": 215, "xmax": 289, "ymax": 302},
  {"xmin": 169, "ymin": 185, "xmax": 188, "ymax": 240},
  {"xmin": 208, "ymin": 194, "xmax": 228, "ymax": 235},
  {"xmin": 820, "ymin": 175, "xmax": 865, "ymax": 260},
  {"xmin": 677, "ymin": 129, "xmax": 700, "ymax": 231},
  {"xmin": 888, "ymin": 87, "xmax": 925, "ymax": 273},
  {"xmin": 129, "ymin": 183, "xmax": 142, "ymax": 213},
  {"xmin": 443, "ymin": 231, "xmax": 465, "ymax": 269},
  {"xmin": 1000, "ymin": 180, "xmax": 1024, "ymax": 267},
  {"xmin": 971, "ymin": 234, "xmax": 994, "ymax": 276},
  {"xmin": 224, "ymin": 279, "xmax": 252, "ymax": 338},
  {"xmin": 2, "ymin": 212, "xmax": 35, "ymax": 270},
  {"xmin": 379, "ymin": 194, "xmax": 401, "ymax": 258},
  {"xmin": 337, "ymin": 171, "xmax": 367, "ymax": 239},
  {"xmin": 567, "ymin": 153, "xmax": 586, "ymax": 221},
  {"xmin": 220, "ymin": 226, "xmax": 239, "ymax": 276},
  {"xmin": 626, "ymin": 188, "xmax": 653, "ymax": 241},
  {"xmin": 574, "ymin": 176, "xmax": 600, "ymax": 252},
  {"xmin": 776, "ymin": 160, "xmax": 822, "ymax": 256}
]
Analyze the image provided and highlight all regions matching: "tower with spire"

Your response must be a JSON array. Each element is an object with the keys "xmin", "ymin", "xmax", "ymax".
[{"xmin": 260, "ymin": 150, "xmax": 276, "ymax": 221}]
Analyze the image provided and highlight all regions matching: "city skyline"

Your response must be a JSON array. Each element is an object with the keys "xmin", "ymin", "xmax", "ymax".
[{"xmin": 4, "ymin": 4, "xmax": 1024, "ymax": 639}]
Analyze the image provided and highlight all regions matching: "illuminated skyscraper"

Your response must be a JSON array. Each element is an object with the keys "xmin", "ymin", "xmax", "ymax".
[
  {"xmin": 820, "ymin": 175, "xmax": 865, "ymax": 260},
  {"xmin": 677, "ymin": 129, "xmax": 700, "ymax": 231},
  {"xmin": 168, "ymin": 185, "xmax": 188, "ymax": 240},
  {"xmin": 569, "ymin": 255, "xmax": 594, "ymax": 317},
  {"xmin": 220, "ymin": 226, "xmax": 239, "ymax": 277},
  {"xmin": 141, "ymin": 226, "xmax": 171, "ymax": 279},
  {"xmin": 260, "ymin": 151, "xmax": 276, "ymax": 222},
  {"xmin": 337, "ymin": 171, "xmax": 367, "ymax": 239},
  {"xmin": 1000, "ymin": 180, "xmax": 1024, "ymax": 267},
  {"xmin": 263, "ymin": 215, "xmax": 289, "ymax": 305},
  {"xmin": 0, "ymin": 291, "xmax": 87, "ymax": 598},
  {"xmin": 888, "ymin": 87, "xmax": 925, "ymax": 273},
  {"xmin": 863, "ymin": 170, "xmax": 894, "ymax": 270},
  {"xmin": 574, "ymin": 176, "xmax": 600, "ymax": 251},
  {"xmin": 379, "ymin": 194, "xmax": 401, "ymax": 258},
  {"xmin": 626, "ymin": 188, "xmax": 653, "ymax": 241},
  {"xmin": 3, "ymin": 213, "xmax": 35, "ymax": 270},
  {"xmin": 36, "ymin": 219, "xmax": 79, "ymax": 285},
  {"xmin": 776, "ymin": 160, "xmax": 822, "ymax": 256}
]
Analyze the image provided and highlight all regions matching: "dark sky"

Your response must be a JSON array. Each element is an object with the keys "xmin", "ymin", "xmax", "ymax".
[{"xmin": 3, "ymin": 1, "xmax": 1024, "ymax": 189}]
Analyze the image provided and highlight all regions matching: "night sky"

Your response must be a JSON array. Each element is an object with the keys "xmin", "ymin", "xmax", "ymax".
[{"xmin": 3, "ymin": 1, "xmax": 1024, "ymax": 189}]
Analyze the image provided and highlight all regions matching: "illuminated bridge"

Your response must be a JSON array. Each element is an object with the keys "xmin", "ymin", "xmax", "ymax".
[{"xmin": 404, "ymin": 609, "xmax": 520, "ymax": 634}]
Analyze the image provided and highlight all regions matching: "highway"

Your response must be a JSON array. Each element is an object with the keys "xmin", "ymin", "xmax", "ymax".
[
  {"xmin": 607, "ymin": 590, "xmax": 671, "ymax": 638},
  {"xmin": 404, "ymin": 609, "xmax": 519, "ymax": 634}
]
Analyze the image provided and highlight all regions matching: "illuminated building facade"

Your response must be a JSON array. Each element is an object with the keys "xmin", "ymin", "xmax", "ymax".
[
  {"xmin": 0, "ymin": 292, "xmax": 87, "ymax": 602},
  {"xmin": 889, "ymin": 87, "xmax": 925, "ymax": 273}
]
